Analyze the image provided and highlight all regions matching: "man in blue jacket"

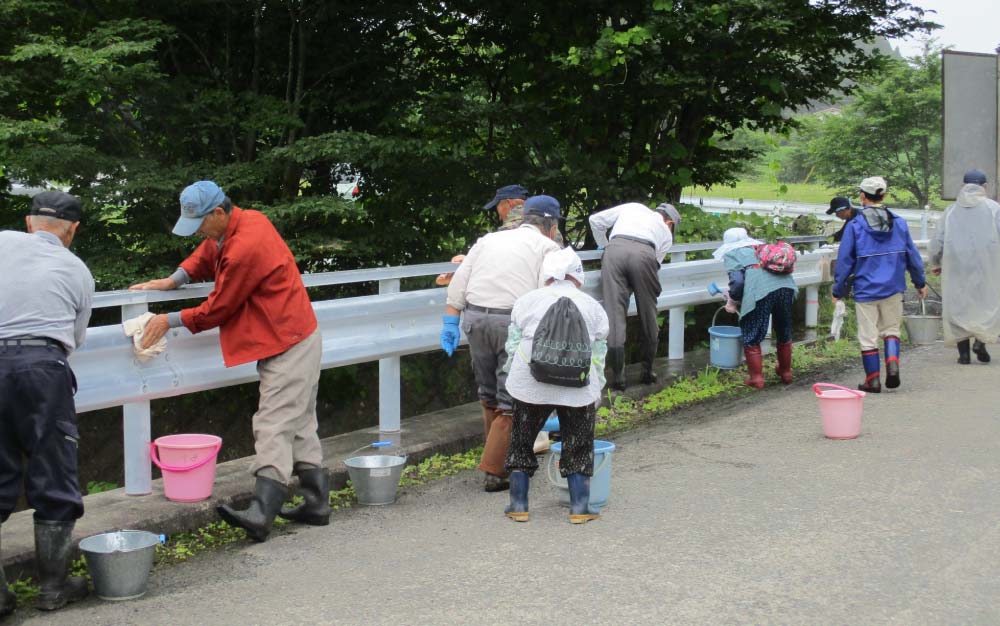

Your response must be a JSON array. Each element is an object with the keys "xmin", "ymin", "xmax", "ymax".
[{"xmin": 832, "ymin": 176, "xmax": 927, "ymax": 392}]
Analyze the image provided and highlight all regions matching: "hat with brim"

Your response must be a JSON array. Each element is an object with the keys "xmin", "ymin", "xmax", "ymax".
[
  {"xmin": 858, "ymin": 176, "xmax": 887, "ymax": 196},
  {"xmin": 174, "ymin": 181, "xmax": 226, "ymax": 236},
  {"xmin": 654, "ymin": 203, "xmax": 681, "ymax": 227},
  {"xmin": 712, "ymin": 227, "xmax": 762, "ymax": 260},
  {"xmin": 963, "ymin": 169, "xmax": 987, "ymax": 185},
  {"xmin": 483, "ymin": 184, "xmax": 529, "ymax": 211},
  {"xmin": 523, "ymin": 194, "xmax": 563, "ymax": 220},
  {"xmin": 826, "ymin": 196, "xmax": 853, "ymax": 215},
  {"xmin": 30, "ymin": 190, "xmax": 82, "ymax": 222}
]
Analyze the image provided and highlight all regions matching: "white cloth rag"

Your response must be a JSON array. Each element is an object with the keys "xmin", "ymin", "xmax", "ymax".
[
  {"xmin": 122, "ymin": 312, "xmax": 167, "ymax": 362},
  {"xmin": 829, "ymin": 300, "xmax": 847, "ymax": 340}
]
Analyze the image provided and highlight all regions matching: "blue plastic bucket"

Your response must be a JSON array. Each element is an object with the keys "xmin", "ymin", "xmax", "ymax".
[
  {"xmin": 546, "ymin": 440, "xmax": 615, "ymax": 512},
  {"xmin": 709, "ymin": 307, "xmax": 742, "ymax": 369}
]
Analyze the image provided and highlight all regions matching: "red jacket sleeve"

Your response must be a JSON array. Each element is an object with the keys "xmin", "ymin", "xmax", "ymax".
[
  {"xmin": 179, "ymin": 239, "xmax": 218, "ymax": 282},
  {"xmin": 180, "ymin": 245, "xmax": 275, "ymax": 333}
]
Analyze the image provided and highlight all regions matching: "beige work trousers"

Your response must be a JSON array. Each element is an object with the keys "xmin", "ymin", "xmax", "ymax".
[
  {"xmin": 855, "ymin": 293, "xmax": 903, "ymax": 351},
  {"xmin": 251, "ymin": 329, "xmax": 323, "ymax": 483}
]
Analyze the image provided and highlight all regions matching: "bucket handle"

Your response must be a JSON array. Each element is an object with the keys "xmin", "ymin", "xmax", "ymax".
[
  {"xmin": 712, "ymin": 305, "xmax": 737, "ymax": 328},
  {"xmin": 347, "ymin": 440, "xmax": 405, "ymax": 459},
  {"xmin": 812, "ymin": 383, "xmax": 865, "ymax": 398},
  {"xmin": 150, "ymin": 441, "xmax": 222, "ymax": 473},
  {"xmin": 546, "ymin": 446, "xmax": 613, "ymax": 487}
]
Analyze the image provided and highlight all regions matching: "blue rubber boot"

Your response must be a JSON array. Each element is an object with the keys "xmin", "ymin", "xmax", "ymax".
[
  {"xmin": 884, "ymin": 336, "xmax": 901, "ymax": 389},
  {"xmin": 504, "ymin": 471, "xmax": 529, "ymax": 522},
  {"xmin": 859, "ymin": 349, "xmax": 881, "ymax": 393},
  {"xmin": 567, "ymin": 473, "xmax": 600, "ymax": 525}
]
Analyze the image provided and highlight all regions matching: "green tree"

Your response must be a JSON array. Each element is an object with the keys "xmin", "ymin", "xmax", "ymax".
[
  {"xmin": 1, "ymin": 0, "xmax": 934, "ymax": 287},
  {"xmin": 806, "ymin": 44, "xmax": 943, "ymax": 208}
]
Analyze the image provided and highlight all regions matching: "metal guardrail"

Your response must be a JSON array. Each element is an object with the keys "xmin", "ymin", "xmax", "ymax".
[
  {"xmin": 682, "ymin": 195, "xmax": 941, "ymax": 239},
  {"xmin": 72, "ymin": 236, "xmax": 832, "ymax": 495}
]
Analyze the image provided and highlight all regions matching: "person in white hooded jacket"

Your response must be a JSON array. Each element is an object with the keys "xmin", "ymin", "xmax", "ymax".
[
  {"xmin": 929, "ymin": 168, "xmax": 1000, "ymax": 364},
  {"xmin": 501, "ymin": 247, "xmax": 609, "ymax": 524}
]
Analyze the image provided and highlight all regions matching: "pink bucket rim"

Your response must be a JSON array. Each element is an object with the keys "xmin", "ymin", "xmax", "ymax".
[{"xmin": 153, "ymin": 434, "xmax": 222, "ymax": 449}]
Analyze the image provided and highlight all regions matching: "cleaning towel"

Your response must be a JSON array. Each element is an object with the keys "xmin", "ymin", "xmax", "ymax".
[{"xmin": 122, "ymin": 312, "xmax": 167, "ymax": 362}]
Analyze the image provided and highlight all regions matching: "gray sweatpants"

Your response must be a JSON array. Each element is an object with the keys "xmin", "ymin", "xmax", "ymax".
[
  {"xmin": 461, "ymin": 309, "xmax": 512, "ymax": 412},
  {"xmin": 601, "ymin": 238, "xmax": 663, "ymax": 368}
]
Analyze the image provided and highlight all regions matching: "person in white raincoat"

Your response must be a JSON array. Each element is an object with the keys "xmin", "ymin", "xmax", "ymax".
[{"xmin": 929, "ymin": 169, "xmax": 1000, "ymax": 364}]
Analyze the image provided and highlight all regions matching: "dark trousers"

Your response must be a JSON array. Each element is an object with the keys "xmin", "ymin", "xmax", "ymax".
[
  {"xmin": 601, "ymin": 238, "xmax": 662, "ymax": 370},
  {"xmin": 0, "ymin": 345, "xmax": 83, "ymax": 523},
  {"xmin": 462, "ymin": 309, "xmax": 513, "ymax": 411},
  {"xmin": 505, "ymin": 400, "xmax": 596, "ymax": 477},
  {"xmin": 740, "ymin": 288, "xmax": 795, "ymax": 347}
]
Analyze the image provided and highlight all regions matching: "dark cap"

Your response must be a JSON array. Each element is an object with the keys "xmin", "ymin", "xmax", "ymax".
[
  {"xmin": 827, "ymin": 196, "xmax": 853, "ymax": 215},
  {"xmin": 30, "ymin": 191, "xmax": 82, "ymax": 222},
  {"xmin": 483, "ymin": 184, "xmax": 529, "ymax": 211},
  {"xmin": 963, "ymin": 169, "xmax": 987, "ymax": 185},
  {"xmin": 523, "ymin": 195, "xmax": 562, "ymax": 219}
]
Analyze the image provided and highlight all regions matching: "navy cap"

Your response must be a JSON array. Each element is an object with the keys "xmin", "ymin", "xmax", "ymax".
[
  {"xmin": 523, "ymin": 195, "xmax": 562, "ymax": 219},
  {"xmin": 963, "ymin": 169, "xmax": 987, "ymax": 185},
  {"xmin": 30, "ymin": 191, "xmax": 82, "ymax": 222},
  {"xmin": 483, "ymin": 184, "xmax": 529, "ymax": 211},
  {"xmin": 174, "ymin": 180, "xmax": 226, "ymax": 236},
  {"xmin": 827, "ymin": 196, "xmax": 853, "ymax": 215}
]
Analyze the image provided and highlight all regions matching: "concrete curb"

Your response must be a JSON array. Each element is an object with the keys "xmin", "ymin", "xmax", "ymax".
[{"xmin": 0, "ymin": 402, "xmax": 484, "ymax": 579}]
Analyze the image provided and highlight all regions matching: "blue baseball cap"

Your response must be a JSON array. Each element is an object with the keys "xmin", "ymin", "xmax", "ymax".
[
  {"xmin": 483, "ymin": 184, "xmax": 529, "ymax": 211},
  {"xmin": 173, "ymin": 180, "xmax": 226, "ymax": 236},
  {"xmin": 963, "ymin": 169, "xmax": 987, "ymax": 185},
  {"xmin": 523, "ymin": 195, "xmax": 563, "ymax": 220}
]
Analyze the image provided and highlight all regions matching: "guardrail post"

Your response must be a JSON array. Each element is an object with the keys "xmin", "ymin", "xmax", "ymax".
[
  {"xmin": 805, "ymin": 242, "xmax": 820, "ymax": 329},
  {"xmin": 378, "ymin": 279, "xmax": 402, "ymax": 433},
  {"xmin": 920, "ymin": 204, "xmax": 930, "ymax": 240},
  {"xmin": 121, "ymin": 302, "xmax": 152, "ymax": 496},
  {"xmin": 668, "ymin": 251, "xmax": 686, "ymax": 360},
  {"xmin": 805, "ymin": 286, "xmax": 819, "ymax": 328}
]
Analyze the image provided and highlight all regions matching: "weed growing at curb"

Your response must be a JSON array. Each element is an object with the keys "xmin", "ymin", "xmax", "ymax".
[{"xmin": 595, "ymin": 338, "xmax": 857, "ymax": 437}]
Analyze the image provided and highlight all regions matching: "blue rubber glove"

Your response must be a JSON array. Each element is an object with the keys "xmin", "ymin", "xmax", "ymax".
[{"xmin": 440, "ymin": 315, "xmax": 461, "ymax": 357}]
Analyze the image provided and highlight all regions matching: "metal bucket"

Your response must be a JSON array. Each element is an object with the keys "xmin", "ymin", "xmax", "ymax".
[
  {"xmin": 79, "ymin": 530, "xmax": 160, "ymax": 601},
  {"xmin": 904, "ymin": 300, "xmax": 941, "ymax": 345},
  {"xmin": 345, "ymin": 442, "xmax": 407, "ymax": 505}
]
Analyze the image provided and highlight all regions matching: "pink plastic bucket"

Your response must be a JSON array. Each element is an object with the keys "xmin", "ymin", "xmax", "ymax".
[
  {"xmin": 150, "ymin": 434, "xmax": 222, "ymax": 502},
  {"xmin": 813, "ymin": 383, "xmax": 865, "ymax": 439}
]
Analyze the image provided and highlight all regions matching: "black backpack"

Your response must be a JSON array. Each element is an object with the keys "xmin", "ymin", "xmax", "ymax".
[{"xmin": 529, "ymin": 296, "xmax": 592, "ymax": 388}]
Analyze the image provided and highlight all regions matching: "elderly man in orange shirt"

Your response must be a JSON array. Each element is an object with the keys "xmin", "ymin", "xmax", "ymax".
[{"xmin": 131, "ymin": 180, "xmax": 326, "ymax": 542}]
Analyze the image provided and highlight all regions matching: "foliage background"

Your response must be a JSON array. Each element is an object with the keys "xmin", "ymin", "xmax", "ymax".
[{"xmin": 0, "ymin": 0, "xmax": 931, "ymax": 287}]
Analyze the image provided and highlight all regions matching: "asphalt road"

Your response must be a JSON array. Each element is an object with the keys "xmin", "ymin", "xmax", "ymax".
[{"xmin": 17, "ymin": 342, "xmax": 1000, "ymax": 625}]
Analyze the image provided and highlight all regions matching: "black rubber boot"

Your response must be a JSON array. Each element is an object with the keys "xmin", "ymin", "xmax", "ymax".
[
  {"xmin": 279, "ymin": 467, "xmax": 331, "ymax": 526},
  {"xmin": 973, "ymin": 340, "xmax": 991, "ymax": 363},
  {"xmin": 34, "ymin": 520, "xmax": 88, "ymax": 611},
  {"xmin": 567, "ymin": 473, "xmax": 600, "ymax": 525},
  {"xmin": 504, "ymin": 471, "xmax": 529, "ymax": 522},
  {"xmin": 957, "ymin": 340, "xmax": 971, "ymax": 365},
  {"xmin": 607, "ymin": 347, "xmax": 626, "ymax": 391},
  {"xmin": 217, "ymin": 476, "xmax": 288, "ymax": 542},
  {"xmin": 0, "ymin": 527, "xmax": 16, "ymax": 618},
  {"xmin": 639, "ymin": 365, "xmax": 657, "ymax": 385}
]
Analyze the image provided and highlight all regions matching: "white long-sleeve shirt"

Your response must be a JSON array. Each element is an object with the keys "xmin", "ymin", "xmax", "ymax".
[
  {"xmin": 589, "ymin": 202, "xmax": 673, "ymax": 263},
  {"xmin": 446, "ymin": 225, "xmax": 560, "ymax": 310},
  {"xmin": 504, "ymin": 280, "xmax": 609, "ymax": 407}
]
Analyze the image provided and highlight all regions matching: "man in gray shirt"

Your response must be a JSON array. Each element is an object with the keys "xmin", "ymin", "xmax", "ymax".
[{"xmin": 0, "ymin": 191, "xmax": 94, "ymax": 615}]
